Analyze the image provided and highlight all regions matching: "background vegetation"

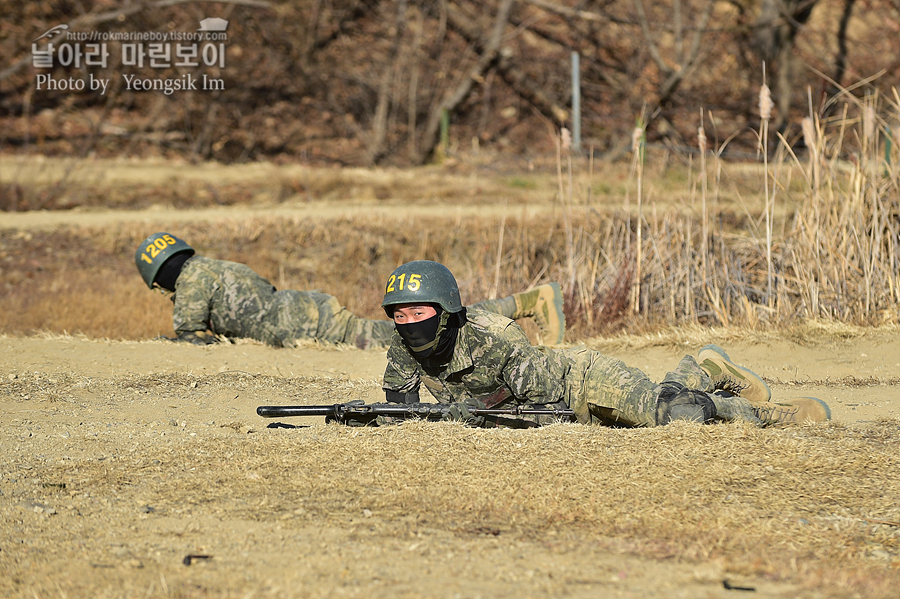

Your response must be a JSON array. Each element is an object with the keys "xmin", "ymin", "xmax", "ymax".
[
  {"xmin": 2, "ymin": 0, "xmax": 899, "ymax": 166},
  {"xmin": 2, "ymin": 107, "xmax": 899, "ymax": 341},
  {"xmin": 2, "ymin": 0, "xmax": 900, "ymax": 339}
]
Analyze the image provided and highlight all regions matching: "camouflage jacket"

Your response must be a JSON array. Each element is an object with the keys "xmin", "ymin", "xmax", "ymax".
[
  {"xmin": 172, "ymin": 256, "xmax": 324, "ymax": 347},
  {"xmin": 382, "ymin": 308, "xmax": 586, "ymax": 416}
]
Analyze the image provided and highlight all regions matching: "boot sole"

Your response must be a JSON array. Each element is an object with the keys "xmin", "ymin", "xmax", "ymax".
[{"xmin": 698, "ymin": 344, "xmax": 771, "ymax": 402}]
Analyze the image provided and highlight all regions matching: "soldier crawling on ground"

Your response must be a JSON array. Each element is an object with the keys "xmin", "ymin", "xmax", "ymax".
[
  {"xmin": 379, "ymin": 260, "xmax": 832, "ymax": 428},
  {"xmin": 134, "ymin": 232, "xmax": 566, "ymax": 350}
]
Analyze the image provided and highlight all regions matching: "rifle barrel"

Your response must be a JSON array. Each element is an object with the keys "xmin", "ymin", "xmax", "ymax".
[{"xmin": 257, "ymin": 405, "xmax": 339, "ymax": 418}]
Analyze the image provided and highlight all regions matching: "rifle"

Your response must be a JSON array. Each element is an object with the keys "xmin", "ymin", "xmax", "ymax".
[{"xmin": 256, "ymin": 402, "xmax": 576, "ymax": 426}]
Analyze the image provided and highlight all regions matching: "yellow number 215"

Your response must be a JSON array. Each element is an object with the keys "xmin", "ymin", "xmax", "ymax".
[{"xmin": 385, "ymin": 273, "xmax": 422, "ymax": 293}]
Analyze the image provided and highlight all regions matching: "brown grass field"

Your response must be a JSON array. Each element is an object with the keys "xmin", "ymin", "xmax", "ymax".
[{"xmin": 2, "ymin": 148, "xmax": 900, "ymax": 598}]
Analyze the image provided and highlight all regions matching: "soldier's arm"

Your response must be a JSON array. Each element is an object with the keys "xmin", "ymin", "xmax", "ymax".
[
  {"xmin": 496, "ymin": 323, "xmax": 567, "ymax": 405},
  {"xmin": 172, "ymin": 273, "xmax": 214, "ymax": 336},
  {"xmin": 382, "ymin": 340, "xmax": 422, "ymax": 402}
]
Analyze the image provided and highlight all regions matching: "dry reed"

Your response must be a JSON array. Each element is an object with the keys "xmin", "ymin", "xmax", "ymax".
[{"xmin": 3, "ymin": 79, "xmax": 900, "ymax": 340}]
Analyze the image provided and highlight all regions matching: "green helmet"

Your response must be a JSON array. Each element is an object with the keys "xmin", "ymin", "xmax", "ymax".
[
  {"xmin": 382, "ymin": 260, "xmax": 462, "ymax": 314},
  {"xmin": 134, "ymin": 232, "xmax": 195, "ymax": 288}
]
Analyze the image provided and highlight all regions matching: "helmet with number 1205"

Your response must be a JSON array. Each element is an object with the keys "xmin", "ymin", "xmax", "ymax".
[{"xmin": 134, "ymin": 232, "xmax": 195, "ymax": 288}]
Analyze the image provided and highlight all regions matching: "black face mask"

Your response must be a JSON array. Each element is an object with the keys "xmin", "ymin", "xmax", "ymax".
[
  {"xmin": 395, "ymin": 309, "xmax": 462, "ymax": 367},
  {"xmin": 395, "ymin": 311, "xmax": 444, "ymax": 354},
  {"xmin": 154, "ymin": 252, "xmax": 192, "ymax": 292},
  {"xmin": 421, "ymin": 326, "xmax": 459, "ymax": 368}
]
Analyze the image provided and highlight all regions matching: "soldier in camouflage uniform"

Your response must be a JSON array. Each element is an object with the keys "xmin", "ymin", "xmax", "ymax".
[
  {"xmin": 134, "ymin": 233, "xmax": 566, "ymax": 350},
  {"xmin": 380, "ymin": 260, "xmax": 831, "ymax": 427}
]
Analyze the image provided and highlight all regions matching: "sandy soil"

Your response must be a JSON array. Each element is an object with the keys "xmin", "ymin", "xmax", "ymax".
[
  {"xmin": 2, "ymin": 328, "xmax": 899, "ymax": 599},
  {"xmin": 4, "ymin": 328, "xmax": 900, "ymax": 425}
]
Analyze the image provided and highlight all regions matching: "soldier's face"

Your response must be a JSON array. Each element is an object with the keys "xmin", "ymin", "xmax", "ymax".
[{"xmin": 391, "ymin": 304, "xmax": 438, "ymax": 324}]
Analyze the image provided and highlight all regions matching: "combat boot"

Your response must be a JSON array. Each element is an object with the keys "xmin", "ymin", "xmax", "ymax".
[
  {"xmin": 512, "ymin": 283, "xmax": 566, "ymax": 345},
  {"xmin": 698, "ymin": 344, "xmax": 771, "ymax": 404},
  {"xmin": 750, "ymin": 397, "xmax": 831, "ymax": 426}
]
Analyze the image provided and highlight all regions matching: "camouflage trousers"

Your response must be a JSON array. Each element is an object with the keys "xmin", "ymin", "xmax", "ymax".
[
  {"xmin": 467, "ymin": 297, "xmax": 514, "ymax": 317},
  {"xmin": 307, "ymin": 293, "xmax": 395, "ymax": 350},
  {"xmin": 340, "ymin": 315, "xmax": 395, "ymax": 350},
  {"xmin": 265, "ymin": 291, "xmax": 394, "ymax": 350},
  {"xmin": 564, "ymin": 349, "xmax": 755, "ymax": 427}
]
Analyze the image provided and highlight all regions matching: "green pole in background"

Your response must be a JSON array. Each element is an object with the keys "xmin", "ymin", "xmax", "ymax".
[
  {"xmin": 571, "ymin": 52, "xmax": 581, "ymax": 152},
  {"xmin": 439, "ymin": 108, "xmax": 449, "ymax": 161},
  {"xmin": 885, "ymin": 125, "xmax": 892, "ymax": 169}
]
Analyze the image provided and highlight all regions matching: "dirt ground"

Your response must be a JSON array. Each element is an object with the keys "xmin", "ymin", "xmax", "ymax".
[
  {"xmin": 2, "ymin": 159, "xmax": 900, "ymax": 598},
  {"xmin": 2, "ymin": 328, "xmax": 900, "ymax": 599}
]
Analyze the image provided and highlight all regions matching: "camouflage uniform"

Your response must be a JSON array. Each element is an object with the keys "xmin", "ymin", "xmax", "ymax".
[
  {"xmin": 383, "ymin": 308, "xmax": 757, "ymax": 427},
  {"xmin": 172, "ymin": 256, "xmax": 393, "ymax": 349}
]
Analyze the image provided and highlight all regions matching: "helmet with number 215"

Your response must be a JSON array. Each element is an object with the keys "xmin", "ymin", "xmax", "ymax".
[{"xmin": 382, "ymin": 260, "xmax": 462, "ymax": 315}]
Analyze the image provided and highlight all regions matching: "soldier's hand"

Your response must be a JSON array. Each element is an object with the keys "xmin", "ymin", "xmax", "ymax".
[
  {"xmin": 176, "ymin": 331, "xmax": 218, "ymax": 346},
  {"xmin": 442, "ymin": 398, "xmax": 487, "ymax": 427},
  {"xmin": 335, "ymin": 400, "xmax": 374, "ymax": 427}
]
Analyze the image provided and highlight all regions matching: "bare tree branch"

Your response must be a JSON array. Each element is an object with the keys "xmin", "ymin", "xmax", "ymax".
[
  {"xmin": 406, "ymin": 8, "xmax": 426, "ymax": 161},
  {"xmin": 753, "ymin": 0, "xmax": 821, "ymax": 130},
  {"xmin": 523, "ymin": 0, "xmax": 605, "ymax": 22},
  {"xmin": 365, "ymin": 0, "xmax": 408, "ymax": 165},
  {"xmin": 633, "ymin": 0, "xmax": 716, "ymax": 106},
  {"xmin": 416, "ymin": 0, "xmax": 516, "ymax": 163},
  {"xmin": 445, "ymin": 2, "xmax": 569, "ymax": 124}
]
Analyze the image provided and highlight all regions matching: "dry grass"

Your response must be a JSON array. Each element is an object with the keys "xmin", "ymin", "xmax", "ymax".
[
  {"xmin": 2, "ymin": 192, "xmax": 898, "ymax": 344},
  {"xmin": 6, "ymin": 87, "xmax": 900, "ymax": 342},
  {"xmin": 8, "ymin": 378, "xmax": 899, "ymax": 597},
  {"xmin": 581, "ymin": 319, "xmax": 900, "ymax": 355}
]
